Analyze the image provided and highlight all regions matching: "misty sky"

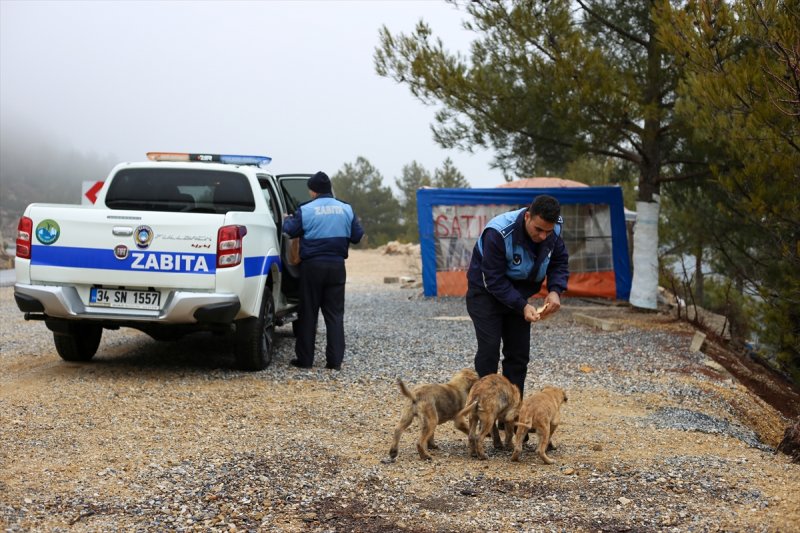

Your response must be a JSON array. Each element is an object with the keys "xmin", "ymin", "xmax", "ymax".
[{"xmin": 0, "ymin": 0, "xmax": 508, "ymax": 188}]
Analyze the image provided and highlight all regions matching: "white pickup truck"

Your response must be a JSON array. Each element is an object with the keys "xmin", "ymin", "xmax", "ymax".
[{"xmin": 13, "ymin": 152, "xmax": 311, "ymax": 370}]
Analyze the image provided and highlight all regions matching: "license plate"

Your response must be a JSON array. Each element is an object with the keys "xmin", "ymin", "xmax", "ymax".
[{"xmin": 90, "ymin": 287, "xmax": 161, "ymax": 310}]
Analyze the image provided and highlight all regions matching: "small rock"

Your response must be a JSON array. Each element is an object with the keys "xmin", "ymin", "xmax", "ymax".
[{"xmin": 618, "ymin": 497, "xmax": 632, "ymax": 506}]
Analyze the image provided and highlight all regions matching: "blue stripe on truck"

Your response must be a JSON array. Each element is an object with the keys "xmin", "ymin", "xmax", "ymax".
[
  {"xmin": 243, "ymin": 255, "xmax": 282, "ymax": 277},
  {"xmin": 31, "ymin": 245, "xmax": 280, "ymax": 277}
]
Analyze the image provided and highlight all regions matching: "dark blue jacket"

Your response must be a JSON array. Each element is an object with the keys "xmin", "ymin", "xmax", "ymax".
[
  {"xmin": 282, "ymin": 193, "xmax": 364, "ymax": 263},
  {"xmin": 466, "ymin": 208, "xmax": 569, "ymax": 313}
]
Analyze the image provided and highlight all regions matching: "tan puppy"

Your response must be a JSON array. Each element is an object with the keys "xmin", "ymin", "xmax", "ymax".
[
  {"xmin": 387, "ymin": 368, "xmax": 479, "ymax": 461},
  {"xmin": 457, "ymin": 374, "xmax": 521, "ymax": 460},
  {"xmin": 511, "ymin": 386, "xmax": 568, "ymax": 464}
]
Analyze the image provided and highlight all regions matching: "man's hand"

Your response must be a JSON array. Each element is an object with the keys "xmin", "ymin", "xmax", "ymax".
[
  {"xmin": 541, "ymin": 291, "xmax": 561, "ymax": 317},
  {"xmin": 523, "ymin": 303, "xmax": 541, "ymax": 323}
]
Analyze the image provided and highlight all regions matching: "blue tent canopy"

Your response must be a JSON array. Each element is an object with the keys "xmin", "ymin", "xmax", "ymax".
[{"xmin": 416, "ymin": 186, "xmax": 631, "ymax": 300}]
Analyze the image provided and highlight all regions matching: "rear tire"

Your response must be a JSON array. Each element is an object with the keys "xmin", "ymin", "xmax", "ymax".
[
  {"xmin": 235, "ymin": 288, "xmax": 275, "ymax": 371},
  {"xmin": 53, "ymin": 323, "xmax": 102, "ymax": 361}
]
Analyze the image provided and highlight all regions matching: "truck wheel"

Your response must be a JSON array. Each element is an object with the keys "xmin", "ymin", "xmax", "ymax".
[
  {"xmin": 235, "ymin": 289, "xmax": 275, "ymax": 371},
  {"xmin": 53, "ymin": 323, "xmax": 102, "ymax": 361}
]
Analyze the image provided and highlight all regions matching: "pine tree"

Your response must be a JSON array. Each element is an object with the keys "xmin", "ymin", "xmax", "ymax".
[
  {"xmin": 432, "ymin": 158, "xmax": 470, "ymax": 189},
  {"xmin": 331, "ymin": 157, "xmax": 403, "ymax": 247},
  {"xmin": 375, "ymin": 0, "xmax": 707, "ymax": 309},
  {"xmin": 658, "ymin": 0, "xmax": 800, "ymax": 381},
  {"xmin": 395, "ymin": 161, "xmax": 432, "ymax": 243}
]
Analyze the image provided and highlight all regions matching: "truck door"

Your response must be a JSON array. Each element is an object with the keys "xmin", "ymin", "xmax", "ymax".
[{"xmin": 274, "ymin": 174, "xmax": 311, "ymax": 291}]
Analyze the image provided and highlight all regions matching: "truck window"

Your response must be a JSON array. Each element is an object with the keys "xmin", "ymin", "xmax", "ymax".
[
  {"xmin": 105, "ymin": 168, "xmax": 255, "ymax": 214},
  {"xmin": 257, "ymin": 175, "xmax": 282, "ymax": 227},
  {"xmin": 278, "ymin": 176, "xmax": 313, "ymax": 214}
]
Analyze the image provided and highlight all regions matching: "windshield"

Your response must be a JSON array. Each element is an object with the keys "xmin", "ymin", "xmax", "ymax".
[{"xmin": 105, "ymin": 168, "xmax": 255, "ymax": 214}]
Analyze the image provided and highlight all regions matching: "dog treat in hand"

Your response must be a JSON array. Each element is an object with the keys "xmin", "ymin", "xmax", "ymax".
[{"xmin": 536, "ymin": 303, "xmax": 549, "ymax": 316}]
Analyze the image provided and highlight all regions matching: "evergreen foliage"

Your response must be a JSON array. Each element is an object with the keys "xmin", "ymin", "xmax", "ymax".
[
  {"xmin": 433, "ymin": 157, "xmax": 471, "ymax": 188},
  {"xmin": 374, "ymin": 0, "xmax": 705, "ymax": 197},
  {"xmin": 331, "ymin": 157, "xmax": 403, "ymax": 247},
  {"xmin": 395, "ymin": 161, "xmax": 432, "ymax": 242},
  {"xmin": 658, "ymin": 0, "xmax": 800, "ymax": 382}
]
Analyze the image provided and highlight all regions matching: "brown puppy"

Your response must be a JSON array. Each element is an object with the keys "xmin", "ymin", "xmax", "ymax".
[
  {"xmin": 457, "ymin": 374, "xmax": 521, "ymax": 460},
  {"xmin": 387, "ymin": 368, "xmax": 479, "ymax": 461},
  {"xmin": 511, "ymin": 386, "xmax": 568, "ymax": 464}
]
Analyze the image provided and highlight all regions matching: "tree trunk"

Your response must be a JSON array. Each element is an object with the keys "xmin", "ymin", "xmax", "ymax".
[
  {"xmin": 629, "ymin": 198, "xmax": 660, "ymax": 309},
  {"xmin": 695, "ymin": 245, "xmax": 704, "ymax": 304},
  {"xmin": 629, "ymin": 19, "xmax": 664, "ymax": 310}
]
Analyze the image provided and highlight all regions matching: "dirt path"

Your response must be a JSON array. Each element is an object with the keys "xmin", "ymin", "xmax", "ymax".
[{"xmin": 1, "ymin": 248, "xmax": 798, "ymax": 532}]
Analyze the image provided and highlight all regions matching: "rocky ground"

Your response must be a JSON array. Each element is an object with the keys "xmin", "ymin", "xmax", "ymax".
[{"xmin": 1, "ymin": 248, "xmax": 799, "ymax": 532}]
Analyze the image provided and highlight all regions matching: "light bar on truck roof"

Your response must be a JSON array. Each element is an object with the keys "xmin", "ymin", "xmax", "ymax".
[{"xmin": 146, "ymin": 152, "xmax": 272, "ymax": 167}]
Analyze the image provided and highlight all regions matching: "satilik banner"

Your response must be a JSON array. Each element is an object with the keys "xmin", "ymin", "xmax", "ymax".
[{"xmin": 417, "ymin": 187, "xmax": 631, "ymax": 300}]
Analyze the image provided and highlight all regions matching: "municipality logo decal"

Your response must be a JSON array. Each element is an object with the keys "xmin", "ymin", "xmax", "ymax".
[
  {"xmin": 35, "ymin": 219, "xmax": 60, "ymax": 245},
  {"xmin": 134, "ymin": 225, "xmax": 154, "ymax": 249}
]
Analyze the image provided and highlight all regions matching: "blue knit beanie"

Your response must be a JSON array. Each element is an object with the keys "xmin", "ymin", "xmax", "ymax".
[{"xmin": 308, "ymin": 171, "xmax": 332, "ymax": 194}]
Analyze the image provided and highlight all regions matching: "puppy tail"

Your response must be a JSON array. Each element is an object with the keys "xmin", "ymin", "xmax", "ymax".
[
  {"xmin": 456, "ymin": 401, "xmax": 478, "ymax": 419},
  {"xmin": 397, "ymin": 379, "xmax": 417, "ymax": 403}
]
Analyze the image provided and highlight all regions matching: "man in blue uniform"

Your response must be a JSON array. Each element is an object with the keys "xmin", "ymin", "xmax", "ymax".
[
  {"xmin": 282, "ymin": 171, "xmax": 364, "ymax": 370},
  {"xmin": 466, "ymin": 194, "xmax": 569, "ymax": 397}
]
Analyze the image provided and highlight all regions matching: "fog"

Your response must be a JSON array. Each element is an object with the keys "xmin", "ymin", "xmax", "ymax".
[{"xmin": 0, "ymin": 0, "xmax": 506, "ymax": 191}]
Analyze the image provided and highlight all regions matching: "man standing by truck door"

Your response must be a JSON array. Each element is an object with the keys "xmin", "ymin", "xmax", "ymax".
[{"xmin": 282, "ymin": 171, "xmax": 364, "ymax": 370}]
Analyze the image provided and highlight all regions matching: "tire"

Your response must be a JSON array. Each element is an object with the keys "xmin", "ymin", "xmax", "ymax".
[
  {"xmin": 235, "ymin": 288, "xmax": 275, "ymax": 371},
  {"xmin": 53, "ymin": 323, "xmax": 102, "ymax": 362}
]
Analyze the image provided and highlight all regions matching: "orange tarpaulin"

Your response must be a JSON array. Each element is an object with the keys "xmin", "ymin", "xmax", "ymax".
[{"xmin": 435, "ymin": 271, "xmax": 617, "ymax": 300}]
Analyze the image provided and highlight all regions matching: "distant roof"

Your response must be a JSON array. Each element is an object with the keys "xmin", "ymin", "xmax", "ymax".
[{"xmin": 495, "ymin": 177, "xmax": 589, "ymax": 188}]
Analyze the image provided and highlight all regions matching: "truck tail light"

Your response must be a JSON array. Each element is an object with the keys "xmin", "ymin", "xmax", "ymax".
[
  {"xmin": 16, "ymin": 216, "xmax": 33, "ymax": 259},
  {"xmin": 217, "ymin": 225, "xmax": 247, "ymax": 268}
]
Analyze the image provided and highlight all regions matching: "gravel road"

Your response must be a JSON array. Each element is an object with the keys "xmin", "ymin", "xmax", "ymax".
[{"xmin": 1, "ymin": 249, "xmax": 798, "ymax": 532}]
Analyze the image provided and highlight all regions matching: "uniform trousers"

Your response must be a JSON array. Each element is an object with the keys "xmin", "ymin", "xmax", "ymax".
[
  {"xmin": 465, "ymin": 286, "xmax": 531, "ymax": 396},
  {"xmin": 295, "ymin": 259, "xmax": 346, "ymax": 367}
]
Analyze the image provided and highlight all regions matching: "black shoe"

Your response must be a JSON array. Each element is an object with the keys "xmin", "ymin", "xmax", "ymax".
[
  {"xmin": 325, "ymin": 362, "xmax": 341, "ymax": 371},
  {"xmin": 290, "ymin": 359, "xmax": 312, "ymax": 369}
]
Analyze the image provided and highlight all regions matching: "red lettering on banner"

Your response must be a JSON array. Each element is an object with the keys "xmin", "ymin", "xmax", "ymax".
[
  {"xmin": 450, "ymin": 216, "xmax": 462, "ymax": 238},
  {"xmin": 461, "ymin": 214, "xmax": 475, "ymax": 236},
  {"xmin": 434, "ymin": 214, "xmax": 450, "ymax": 238},
  {"xmin": 435, "ymin": 213, "xmax": 495, "ymax": 239}
]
